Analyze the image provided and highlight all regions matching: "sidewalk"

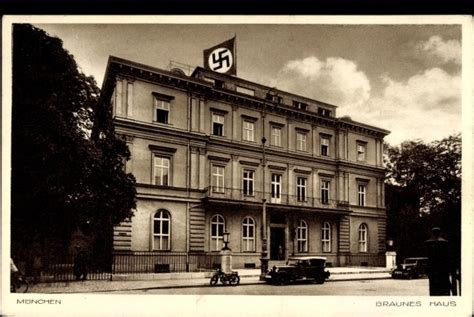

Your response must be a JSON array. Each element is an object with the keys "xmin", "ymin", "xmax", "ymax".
[{"xmin": 27, "ymin": 267, "xmax": 392, "ymax": 294}]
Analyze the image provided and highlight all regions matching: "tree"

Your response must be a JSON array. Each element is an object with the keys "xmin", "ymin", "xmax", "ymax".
[
  {"xmin": 385, "ymin": 134, "xmax": 461, "ymax": 269},
  {"xmin": 11, "ymin": 24, "xmax": 136, "ymax": 268}
]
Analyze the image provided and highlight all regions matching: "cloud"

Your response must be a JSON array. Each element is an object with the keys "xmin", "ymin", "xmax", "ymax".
[
  {"xmin": 272, "ymin": 55, "xmax": 461, "ymax": 145},
  {"xmin": 351, "ymin": 68, "xmax": 461, "ymax": 145},
  {"xmin": 416, "ymin": 36, "xmax": 461, "ymax": 65},
  {"xmin": 273, "ymin": 56, "xmax": 371, "ymax": 108}
]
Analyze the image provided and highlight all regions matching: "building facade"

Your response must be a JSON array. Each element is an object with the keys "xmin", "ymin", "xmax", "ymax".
[{"xmin": 102, "ymin": 56, "xmax": 390, "ymax": 268}]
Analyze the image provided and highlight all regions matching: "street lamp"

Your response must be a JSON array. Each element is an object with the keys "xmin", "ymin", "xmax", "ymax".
[
  {"xmin": 260, "ymin": 136, "xmax": 269, "ymax": 280},
  {"xmin": 387, "ymin": 239, "xmax": 394, "ymax": 251},
  {"xmin": 259, "ymin": 87, "xmax": 277, "ymax": 281},
  {"xmin": 223, "ymin": 231, "xmax": 230, "ymax": 250}
]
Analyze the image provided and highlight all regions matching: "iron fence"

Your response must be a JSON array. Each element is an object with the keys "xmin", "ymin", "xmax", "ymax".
[
  {"xmin": 37, "ymin": 254, "xmax": 112, "ymax": 282},
  {"xmin": 112, "ymin": 251, "xmax": 221, "ymax": 274},
  {"xmin": 31, "ymin": 252, "xmax": 220, "ymax": 282},
  {"xmin": 345, "ymin": 253, "xmax": 386, "ymax": 267}
]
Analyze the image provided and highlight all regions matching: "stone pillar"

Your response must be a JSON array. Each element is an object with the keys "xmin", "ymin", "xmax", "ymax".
[
  {"xmin": 199, "ymin": 99, "xmax": 205, "ymax": 133},
  {"xmin": 232, "ymin": 105, "xmax": 238, "ymax": 140},
  {"xmin": 385, "ymin": 251, "xmax": 397, "ymax": 269},
  {"xmin": 231, "ymin": 155, "xmax": 239, "ymax": 199},
  {"xmin": 190, "ymin": 147, "xmax": 199, "ymax": 188},
  {"xmin": 198, "ymin": 148, "xmax": 206, "ymax": 189},
  {"xmin": 220, "ymin": 248, "xmax": 233, "ymax": 273}
]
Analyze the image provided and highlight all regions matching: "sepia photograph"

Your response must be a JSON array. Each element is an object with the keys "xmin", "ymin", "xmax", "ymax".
[{"xmin": 2, "ymin": 15, "xmax": 472, "ymax": 316}]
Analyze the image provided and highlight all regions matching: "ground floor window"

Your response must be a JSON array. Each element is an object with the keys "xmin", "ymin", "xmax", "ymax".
[
  {"xmin": 358, "ymin": 223, "xmax": 368, "ymax": 252},
  {"xmin": 322, "ymin": 222, "xmax": 331, "ymax": 252},
  {"xmin": 242, "ymin": 216, "xmax": 255, "ymax": 252},
  {"xmin": 153, "ymin": 209, "xmax": 170, "ymax": 250},
  {"xmin": 211, "ymin": 214, "xmax": 225, "ymax": 251},
  {"xmin": 296, "ymin": 220, "xmax": 308, "ymax": 252}
]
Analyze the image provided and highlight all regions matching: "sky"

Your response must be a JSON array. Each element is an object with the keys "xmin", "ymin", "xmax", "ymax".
[{"xmin": 34, "ymin": 20, "xmax": 464, "ymax": 145}]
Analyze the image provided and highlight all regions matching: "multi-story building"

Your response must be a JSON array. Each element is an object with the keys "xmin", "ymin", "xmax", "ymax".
[{"xmin": 102, "ymin": 56, "xmax": 390, "ymax": 269}]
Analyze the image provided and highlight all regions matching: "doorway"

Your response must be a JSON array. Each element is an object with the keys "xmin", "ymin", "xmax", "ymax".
[{"xmin": 270, "ymin": 227, "xmax": 285, "ymax": 260}]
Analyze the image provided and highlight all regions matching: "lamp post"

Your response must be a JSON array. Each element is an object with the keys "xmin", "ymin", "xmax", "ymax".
[
  {"xmin": 260, "ymin": 87, "xmax": 276, "ymax": 280},
  {"xmin": 385, "ymin": 238, "xmax": 396, "ymax": 270},
  {"xmin": 260, "ymin": 136, "xmax": 268, "ymax": 280},
  {"xmin": 221, "ymin": 231, "xmax": 232, "ymax": 273},
  {"xmin": 223, "ymin": 231, "xmax": 230, "ymax": 250}
]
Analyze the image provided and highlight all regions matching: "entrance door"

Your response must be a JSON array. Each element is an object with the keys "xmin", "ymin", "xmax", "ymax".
[{"xmin": 270, "ymin": 227, "xmax": 285, "ymax": 260}]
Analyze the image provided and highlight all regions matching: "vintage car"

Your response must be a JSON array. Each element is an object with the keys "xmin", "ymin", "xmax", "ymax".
[
  {"xmin": 391, "ymin": 257, "xmax": 429, "ymax": 279},
  {"xmin": 265, "ymin": 256, "xmax": 331, "ymax": 285}
]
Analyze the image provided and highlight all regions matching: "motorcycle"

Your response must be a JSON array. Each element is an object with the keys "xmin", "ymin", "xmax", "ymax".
[{"xmin": 209, "ymin": 268, "xmax": 240, "ymax": 286}]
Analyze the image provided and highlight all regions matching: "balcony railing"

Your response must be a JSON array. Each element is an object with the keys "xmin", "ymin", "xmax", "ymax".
[{"xmin": 205, "ymin": 187, "xmax": 349, "ymax": 210}]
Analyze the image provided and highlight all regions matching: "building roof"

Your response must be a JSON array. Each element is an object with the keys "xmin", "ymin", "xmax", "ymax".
[{"xmin": 102, "ymin": 55, "xmax": 390, "ymax": 138}]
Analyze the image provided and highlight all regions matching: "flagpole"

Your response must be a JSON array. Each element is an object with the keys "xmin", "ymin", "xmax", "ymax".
[{"xmin": 234, "ymin": 33, "xmax": 237, "ymax": 76}]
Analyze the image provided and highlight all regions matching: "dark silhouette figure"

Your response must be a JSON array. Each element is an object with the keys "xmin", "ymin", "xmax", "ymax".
[
  {"xmin": 425, "ymin": 227, "xmax": 451, "ymax": 296},
  {"xmin": 73, "ymin": 251, "xmax": 89, "ymax": 281}
]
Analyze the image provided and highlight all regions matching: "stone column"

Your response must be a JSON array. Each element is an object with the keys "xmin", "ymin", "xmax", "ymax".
[
  {"xmin": 385, "ymin": 251, "xmax": 397, "ymax": 269},
  {"xmin": 198, "ymin": 148, "xmax": 206, "ymax": 189},
  {"xmin": 231, "ymin": 155, "xmax": 239, "ymax": 199},
  {"xmin": 221, "ymin": 248, "xmax": 233, "ymax": 273}
]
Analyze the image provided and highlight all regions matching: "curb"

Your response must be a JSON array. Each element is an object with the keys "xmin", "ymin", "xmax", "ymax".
[{"xmin": 37, "ymin": 276, "xmax": 393, "ymax": 294}]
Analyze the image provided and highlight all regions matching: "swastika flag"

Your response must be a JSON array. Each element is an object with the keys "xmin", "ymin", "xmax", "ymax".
[{"xmin": 203, "ymin": 37, "xmax": 236, "ymax": 75}]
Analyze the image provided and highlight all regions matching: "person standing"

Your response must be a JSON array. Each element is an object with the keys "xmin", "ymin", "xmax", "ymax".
[
  {"xmin": 425, "ymin": 227, "xmax": 452, "ymax": 296},
  {"xmin": 73, "ymin": 250, "xmax": 89, "ymax": 281}
]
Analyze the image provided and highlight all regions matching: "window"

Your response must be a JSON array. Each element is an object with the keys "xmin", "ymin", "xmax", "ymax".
[
  {"xmin": 318, "ymin": 107, "xmax": 332, "ymax": 117},
  {"xmin": 296, "ymin": 132, "xmax": 307, "ymax": 152},
  {"xmin": 212, "ymin": 165, "xmax": 225, "ymax": 193},
  {"xmin": 115, "ymin": 79, "xmax": 123, "ymax": 116},
  {"xmin": 358, "ymin": 223, "xmax": 368, "ymax": 252},
  {"xmin": 214, "ymin": 80, "xmax": 225, "ymax": 89},
  {"xmin": 271, "ymin": 126, "xmax": 282, "ymax": 147},
  {"xmin": 212, "ymin": 113, "xmax": 224, "ymax": 136},
  {"xmin": 242, "ymin": 216, "xmax": 255, "ymax": 252},
  {"xmin": 126, "ymin": 82, "xmax": 133, "ymax": 116},
  {"xmin": 242, "ymin": 170, "xmax": 254, "ymax": 196},
  {"xmin": 211, "ymin": 215, "xmax": 225, "ymax": 251},
  {"xmin": 320, "ymin": 180, "xmax": 330, "ymax": 204},
  {"xmin": 154, "ymin": 156, "xmax": 170, "ymax": 186},
  {"xmin": 271, "ymin": 174, "xmax": 282, "ymax": 203},
  {"xmin": 322, "ymin": 222, "xmax": 331, "ymax": 253},
  {"xmin": 266, "ymin": 93, "xmax": 283, "ymax": 104},
  {"xmin": 236, "ymin": 86, "xmax": 255, "ymax": 96},
  {"xmin": 242, "ymin": 120, "xmax": 255, "ymax": 142},
  {"xmin": 320, "ymin": 136, "xmax": 330, "ymax": 156},
  {"xmin": 357, "ymin": 142, "xmax": 367, "ymax": 161},
  {"xmin": 358, "ymin": 184, "xmax": 367, "ymax": 206},
  {"xmin": 153, "ymin": 210, "xmax": 170, "ymax": 250},
  {"xmin": 203, "ymin": 77, "xmax": 215, "ymax": 84},
  {"xmin": 296, "ymin": 220, "xmax": 308, "ymax": 252},
  {"xmin": 293, "ymin": 101, "xmax": 308, "ymax": 111},
  {"xmin": 296, "ymin": 177, "xmax": 307, "ymax": 201},
  {"xmin": 155, "ymin": 98, "xmax": 170, "ymax": 124}
]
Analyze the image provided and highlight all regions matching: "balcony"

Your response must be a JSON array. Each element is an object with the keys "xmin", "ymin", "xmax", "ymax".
[{"xmin": 204, "ymin": 187, "xmax": 350, "ymax": 211}]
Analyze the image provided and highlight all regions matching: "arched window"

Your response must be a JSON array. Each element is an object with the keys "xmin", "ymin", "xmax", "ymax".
[
  {"xmin": 210, "ymin": 215, "xmax": 225, "ymax": 251},
  {"xmin": 322, "ymin": 222, "xmax": 331, "ymax": 252},
  {"xmin": 242, "ymin": 216, "xmax": 255, "ymax": 252},
  {"xmin": 358, "ymin": 223, "xmax": 368, "ymax": 252},
  {"xmin": 296, "ymin": 220, "xmax": 308, "ymax": 252},
  {"xmin": 153, "ymin": 210, "xmax": 170, "ymax": 250}
]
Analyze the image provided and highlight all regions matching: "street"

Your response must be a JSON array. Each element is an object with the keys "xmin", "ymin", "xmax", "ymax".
[{"xmin": 108, "ymin": 278, "xmax": 429, "ymax": 296}]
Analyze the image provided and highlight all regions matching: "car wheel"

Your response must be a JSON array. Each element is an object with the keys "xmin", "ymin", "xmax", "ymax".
[
  {"xmin": 315, "ymin": 276, "xmax": 325, "ymax": 284},
  {"xmin": 277, "ymin": 274, "xmax": 288, "ymax": 286},
  {"xmin": 210, "ymin": 275, "xmax": 218, "ymax": 286},
  {"xmin": 230, "ymin": 275, "xmax": 240, "ymax": 286}
]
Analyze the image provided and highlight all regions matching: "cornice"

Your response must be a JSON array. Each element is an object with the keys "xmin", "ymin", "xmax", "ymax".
[{"xmin": 103, "ymin": 57, "xmax": 388, "ymax": 138}]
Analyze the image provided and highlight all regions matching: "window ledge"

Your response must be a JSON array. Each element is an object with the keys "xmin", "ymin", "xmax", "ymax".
[{"xmin": 152, "ymin": 121, "xmax": 174, "ymax": 127}]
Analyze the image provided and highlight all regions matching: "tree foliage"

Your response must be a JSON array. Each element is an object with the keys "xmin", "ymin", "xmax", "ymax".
[
  {"xmin": 385, "ymin": 134, "xmax": 461, "ymax": 267},
  {"xmin": 11, "ymin": 24, "xmax": 136, "ymax": 263}
]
